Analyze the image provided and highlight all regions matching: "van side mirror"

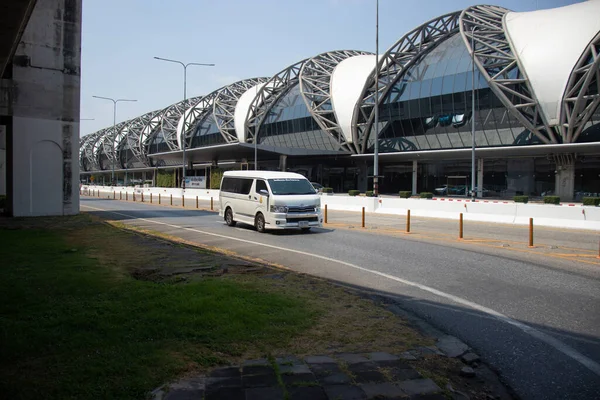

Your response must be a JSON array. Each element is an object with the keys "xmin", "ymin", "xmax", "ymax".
[{"xmin": 259, "ymin": 189, "xmax": 270, "ymax": 197}]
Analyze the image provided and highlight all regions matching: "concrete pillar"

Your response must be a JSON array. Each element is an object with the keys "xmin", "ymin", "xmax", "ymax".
[
  {"xmin": 555, "ymin": 162, "xmax": 575, "ymax": 202},
  {"xmin": 357, "ymin": 161, "xmax": 368, "ymax": 193},
  {"xmin": 477, "ymin": 158, "xmax": 484, "ymax": 198},
  {"xmin": 1, "ymin": 0, "xmax": 82, "ymax": 216},
  {"xmin": 0, "ymin": 125, "xmax": 5, "ymax": 195},
  {"xmin": 279, "ymin": 155, "xmax": 287, "ymax": 172},
  {"xmin": 412, "ymin": 160, "xmax": 418, "ymax": 195}
]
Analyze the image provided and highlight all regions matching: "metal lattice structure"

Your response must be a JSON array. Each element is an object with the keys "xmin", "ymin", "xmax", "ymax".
[
  {"xmin": 459, "ymin": 5, "xmax": 557, "ymax": 144},
  {"xmin": 138, "ymin": 111, "xmax": 164, "ymax": 165},
  {"xmin": 180, "ymin": 93, "xmax": 217, "ymax": 148},
  {"xmin": 213, "ymin": 77, "xmax": 269, "ymax": 143},
  {"xmin": 124, "ymin": 110, "xmax": 162, "ymax": 166},
  {"xmin": 299, "ymin": 50, "xmax": 371, "ymax": 152},
  {"xmin": 353, "ymin": 11, "xmax": 461, "ymax": 153},
  {"xmin": 560, "ymin": 31, "xmax": 600, "ymax": 143},
  {"xmin": 245, "ymin": 60, "xmax": 307, "ymax": 144},
  {"xmin": 101, "ymin": 121, "xmax": 129, "ymax": 169},
  {"xmin": 160, "ymin": 96, "xmax": 203, "ymax": 151},
  {"xmin": 80, "ymin": 131, "xmax": 103, "ymax": 171}
]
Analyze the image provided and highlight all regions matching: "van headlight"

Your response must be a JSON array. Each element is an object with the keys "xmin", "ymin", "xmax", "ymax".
[{"xmin": 270, "ymin": 205, "xmax": 288, "ymax": 213}]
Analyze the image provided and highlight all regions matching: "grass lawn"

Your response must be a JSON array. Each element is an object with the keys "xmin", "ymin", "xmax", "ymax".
[
  {"xmin": 0, "ymin": 216, "xmax": 317, "ymax": 399},
  {"xmin": 0, "ymin": 215, "xmax": 430, "ymax": 399}
]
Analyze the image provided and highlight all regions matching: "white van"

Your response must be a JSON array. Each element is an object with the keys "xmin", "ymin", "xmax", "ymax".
[{"xmin": 219, "ymin": 171, "xmax": 323, "ymax": 233}]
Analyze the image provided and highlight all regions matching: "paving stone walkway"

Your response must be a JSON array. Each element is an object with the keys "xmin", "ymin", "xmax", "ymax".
[{"xmin": 153, "ymin": 352, "xmax": 445, "ymax": 400}]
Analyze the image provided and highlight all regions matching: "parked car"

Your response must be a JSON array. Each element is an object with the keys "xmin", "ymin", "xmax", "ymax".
[{"xmin": 434, "ymin": 185, "xmax": 448, "ymax": 195}]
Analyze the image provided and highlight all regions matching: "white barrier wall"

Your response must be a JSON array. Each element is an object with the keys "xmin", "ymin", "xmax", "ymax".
[
  {"xmin": 319, "ymin": 195, "xmax": 600, "ymax": 231},
  {"xmin": 82, "ymin": 185, "xmax": 220, "ymax": 201},
  {"xmin": 81, "ymin": 186, "xmax": 600, "ymax": 231}
]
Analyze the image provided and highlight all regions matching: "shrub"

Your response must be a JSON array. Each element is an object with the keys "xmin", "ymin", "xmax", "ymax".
[
  {"xmin": 513, "ymin": 195, "xmax": 529, "ymax": 203},
  {"xmin": 543, "ymin": 196, "xmax": 560, "ymax": 205},
  {"xmin": 321, "ymin": 187, "xmax": 333, "ymax": 194},
  {"xmin": 583, "ymin": 197, "xmax": 600, "ymax": 206},
  {"xmin": 399, "ymin": 191, "xmax": 412, "ymax": 199},
  {"xmin": 419, "ymin": 192, "xmax": 433, "ymax": 199},
  {"xmin": 365, "ymin": 191, "xmax": 376, "ymax": 197},
  {"xmin": 210, "ymin": 168, "xmax": 224, "ymax": 189},
  {"xmin": 348, "ymin": 190, "xmax": 360, "ymax": 197},
  {"xmin": 156, "ymin": 170, "xmax": 176, "ymax": 188}
]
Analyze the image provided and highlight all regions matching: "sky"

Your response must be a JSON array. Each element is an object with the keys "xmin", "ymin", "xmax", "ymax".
[{"xmin": 80, "ymin": 0, "xmax": 582, "ymax": 137}]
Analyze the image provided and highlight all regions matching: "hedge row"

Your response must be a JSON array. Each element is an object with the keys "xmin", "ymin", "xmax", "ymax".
[
  {"xmin": 583, "ymin": 197, "xmax": 600, "ymax": 206},
  {"xmin": 543, "ymin": 196, "xmax": 560, "ymax": 205},
  {"xmin": 513, "ymin": 195, "xmax": 529, "ymax": 203}
]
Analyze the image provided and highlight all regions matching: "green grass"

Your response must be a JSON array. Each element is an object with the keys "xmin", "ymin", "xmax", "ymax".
[{"xmin": 0, "ymin": 225, "xmax": 316, "ymax": 399}]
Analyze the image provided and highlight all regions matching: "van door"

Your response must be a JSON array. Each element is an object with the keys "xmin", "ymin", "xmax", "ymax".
[
  {"xmin": 234, "ymin": 178, "xmax": 255, "ymax": 221},
  {"xmin": 253, "ymin": 179, "xmax": 269, "ymax": 216}
]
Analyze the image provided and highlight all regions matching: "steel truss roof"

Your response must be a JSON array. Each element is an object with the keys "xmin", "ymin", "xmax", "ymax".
[
  {"xmin": 245, "ymin": 60, "xmax": 307, "ymax": 144},
  {"xmin": 80, "ymin": 131, "xmax": 103, "ymax": 171},
  {"xmin": 213, "ymin": 77, "xmax": 269, "ymax": 143},
  {"xmin": 139, "ymin": 111, "xmax": 164, "ymax": 166},
  {"xmin": 459, "ymin": 5, "xmax": 557, "ymax": 144},
  {"xmin": 101, "ymin": 121, "xmax": 130, "ymax": 169},
  {"xmin": 160, "ymin": 96, "xmax": 203, "ymax": 151},
  {"xmin": 353, "ymin": 11, "xmax": 461, "ymax": 154},
  {"xmin": 560, "ymin": 31, "xmax": 600, "ymax": 143},
  {"xmin": 300, "ymin": 50, "xmax": 371, "ymax": 152},
  {"xmin": 122, "ymin": 110, "xmax": 162, "ymax": 166}
]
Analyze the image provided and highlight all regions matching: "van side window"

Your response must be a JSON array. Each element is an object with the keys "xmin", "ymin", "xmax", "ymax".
[
  {"xmin": 221, "ymin": 177, "xmax": 253, "ymax": 194},
  {"xmin": 239, "ymin": 179, "xmax": 253, "ymax": 195},
  {"xmin": 255, "ymin": 180, "xmax": 268, "ymax": 194}
]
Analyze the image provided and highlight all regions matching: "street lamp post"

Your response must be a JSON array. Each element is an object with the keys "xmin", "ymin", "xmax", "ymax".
[
  {"xmin": 153, "ymin": 57, "xmax": 215, "ymax": 190},
  {"xmin": 92, "ymin": 96, "xmax": 137, "ymax": 186},
  {"xmin": 373, "ymin": 0, "xmax": 380, "ymax": 196},
  {"xmin": 470, "ymin": 27, "xmax": 476, "ymax": 202}
]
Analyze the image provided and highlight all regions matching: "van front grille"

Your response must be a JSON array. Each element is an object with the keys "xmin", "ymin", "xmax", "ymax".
[
  {"xmin": 288, "ymin": 206, "xmax": 316, "ymax": 213},
  {"xmin": 286, "ymin": 216, "xmax": 319, "ymax": 223}
]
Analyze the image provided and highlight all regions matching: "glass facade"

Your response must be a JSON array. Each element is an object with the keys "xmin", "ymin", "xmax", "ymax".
[
  {"xmin": 259, "ymin": 84, "xmax": 342, "ymax": 151},
  {"xmin": 375, "ymin": 33, "xmax": 533, "ymax": 152},
  {"xmin": 190, "ymin": 114, "xmax": 227, "ymax": 148}
]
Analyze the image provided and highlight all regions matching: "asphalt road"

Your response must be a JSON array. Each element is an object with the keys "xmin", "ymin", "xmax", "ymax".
[{"xmin": 81, "ymin": 197, "xmax": 600, "ymax": 400}]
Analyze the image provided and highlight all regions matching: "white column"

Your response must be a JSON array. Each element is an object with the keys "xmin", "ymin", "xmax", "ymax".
[
  {"xmin": 412, "ymin": 160, "xmax": 418, "ymax": 195},
  {"xmin": 555, "ymin": 163, "xmax": 575, "ymax": 201},
  {"xmin": 477, "ymin": 158, "xmax": 484, "ymax": 198}
]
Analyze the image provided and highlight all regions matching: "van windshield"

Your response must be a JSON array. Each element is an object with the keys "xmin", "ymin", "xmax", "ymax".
[{"xmin": 267, "ymin": 178, "xmax": 317, "ymax": 195}]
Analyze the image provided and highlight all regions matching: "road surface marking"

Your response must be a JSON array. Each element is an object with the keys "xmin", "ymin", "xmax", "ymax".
[{"xmin": 81, "ymin": 203, "xmax": 600, "ymax": 377}]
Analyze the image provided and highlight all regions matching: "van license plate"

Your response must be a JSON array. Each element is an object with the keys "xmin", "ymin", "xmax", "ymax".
[{"xmin": 299, "ymin": 221, "xmax": 309, "ymax": 228}]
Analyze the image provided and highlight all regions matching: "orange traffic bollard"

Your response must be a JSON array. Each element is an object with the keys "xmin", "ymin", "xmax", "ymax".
[
  {"xmin": 159, "ymin": 193, "xmax": 161, "ymax": 204},
  {"xmin": 324, "ymin": 204, "xmax": 328, "ymax": 224},
  {"xmin": 150, "ymin": 193, "xmax": 153, "ymax": 203},
  {"xmin": 113, "ymin": 191, "xmax": 115, "ymax": 199},
  {"xmin": 459, "ymin": 213, "xmax": 464, "ymax": 239},
  {"xmin": 362, "ymin": 207, "xmax": 365, "ymax": 228},
  {"xmin": 141, "ymin": 192, "xmax": 144, "ymax": 202},
  {"xmin": 196, "ymin": 196, "xmax": 199, "ymax": 209},
  {"xmin": 182, "ymin": 196, "xmax": 185, "ymax": 207},
  {"xmin": 170, "ymin": 194, "xmax": 173, "ymax": 206},
  {"xmin": 529, "ymin": 218, "xmax": 534, "ymax": 247},
  {"xmin": 119, "ymin": 191, "xmax": 122, "ymax": 200},
  {"xmin": 406, "ymin": 209, "xmax": 411, "ymax": 233},
  {"xmin": 126, "ymin": 192, "xmax": 128, "ymax": 201},
  {"xmin": 211, "ymin": 197, "xmax": 214, "ymax": 211}
]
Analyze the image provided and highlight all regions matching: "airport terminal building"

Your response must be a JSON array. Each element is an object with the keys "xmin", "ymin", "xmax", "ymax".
[{"xmin": 79, "ymin": 2, "xmax": 600, "ymax": 201}]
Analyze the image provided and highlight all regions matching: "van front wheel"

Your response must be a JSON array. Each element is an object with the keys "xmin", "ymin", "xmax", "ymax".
[
  {"xmin": 255, "ymin": 213, "xmax": 266, "ymax": 233},
  {"xmin": 225, "ymin": 208, "xmax": 236, "ymax": 227}
]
